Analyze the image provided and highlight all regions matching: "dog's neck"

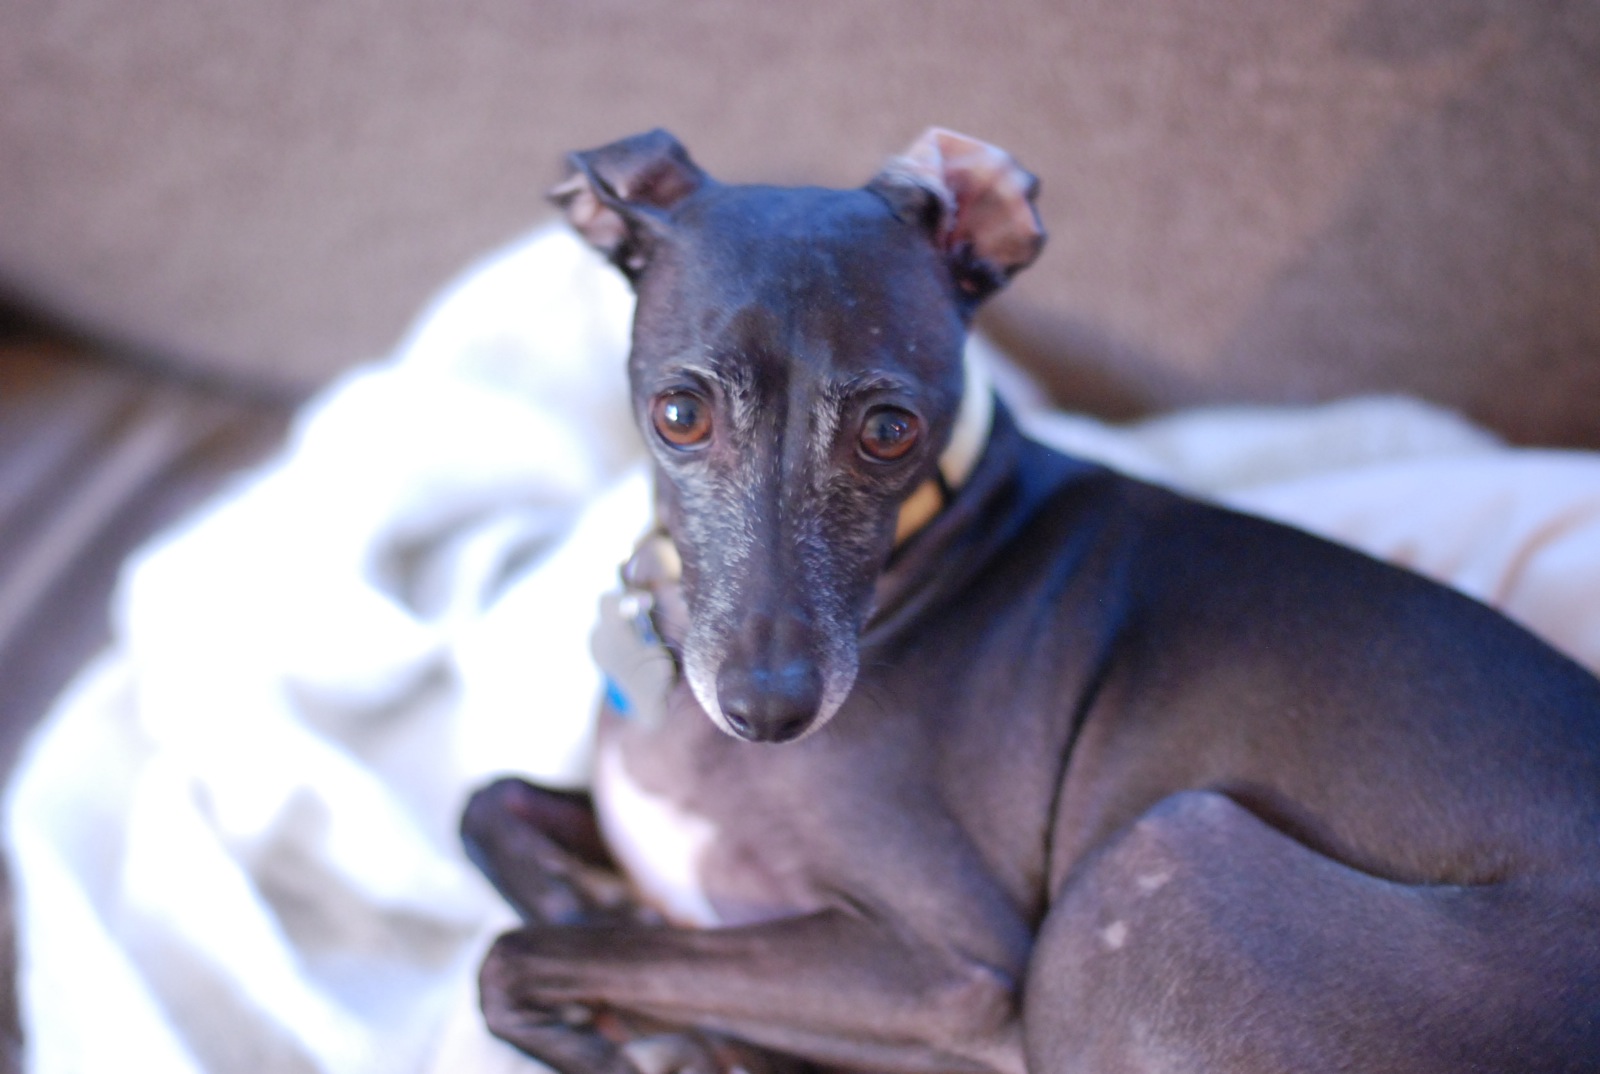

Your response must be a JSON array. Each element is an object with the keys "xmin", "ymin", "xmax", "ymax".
[{"xmin": 865, "ymin": 398, "xmax": 1030, "ymax": 645}]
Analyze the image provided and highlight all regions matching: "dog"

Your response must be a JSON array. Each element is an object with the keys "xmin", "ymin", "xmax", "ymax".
[{"xmin": 461, "ymin": 128, "xmax": 1600, "ymax": 1074}]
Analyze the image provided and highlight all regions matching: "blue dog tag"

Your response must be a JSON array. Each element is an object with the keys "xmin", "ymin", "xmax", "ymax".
[{"xmin": 591, "ymin": 589, "xmax": 676, "ymax": 728}]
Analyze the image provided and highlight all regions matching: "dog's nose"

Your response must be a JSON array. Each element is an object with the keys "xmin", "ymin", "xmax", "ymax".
[{"xmin": 717, "ymin": 660, "xmax": 823, "ymax": 743}]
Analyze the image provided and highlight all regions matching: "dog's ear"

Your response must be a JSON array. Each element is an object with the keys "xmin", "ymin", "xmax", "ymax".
[
  {"xmin": 549, "ymin": 129, "xmax": 709, "ymax": 281},
  {"xmin": 869, "ymin": 128, "xmax": 1045, "ymax": 302}
]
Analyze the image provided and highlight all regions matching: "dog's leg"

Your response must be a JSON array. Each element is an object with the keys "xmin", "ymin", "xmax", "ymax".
[
  {"xmin": 1025, "ymin": 790, "xmax": 1600, "ymax": 1073},
  {"xmin": 461, "ymin": 778, "xmax": 633, "ymax": 925},
  {"xmin": 463, "ymin": 779, "xmax": 813, "ymax": 1074},
  {"xmin": 480, "ymin": 906, "xmax": 1028, "ymax": 1074}
]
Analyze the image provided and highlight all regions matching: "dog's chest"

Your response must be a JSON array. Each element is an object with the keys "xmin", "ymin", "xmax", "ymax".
[
  {"xmin": 593, "ymin": 715, "xmax": 823, "ymax": 929},
  {"xmin": 593, "ymin": 737, "xmax": 725, "ymax": 927}
]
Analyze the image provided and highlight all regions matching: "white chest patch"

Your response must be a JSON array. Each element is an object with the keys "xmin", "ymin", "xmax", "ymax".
[{"xmin": 593, "ymin": 741, "xmax": 722, "ymax": 928}]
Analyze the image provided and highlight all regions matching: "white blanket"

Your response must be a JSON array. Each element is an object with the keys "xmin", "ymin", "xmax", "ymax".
[{"xmin": 9, "ymin": 226, "xmax": 1600, "ymax": 1074}]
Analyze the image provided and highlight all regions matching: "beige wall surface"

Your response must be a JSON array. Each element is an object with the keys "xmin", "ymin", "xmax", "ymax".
[{"xmin": 2, "ymin": 1, "xmax": 1597, "ymax": 443}]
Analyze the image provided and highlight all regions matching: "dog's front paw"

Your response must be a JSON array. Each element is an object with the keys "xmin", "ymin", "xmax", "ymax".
[
  {"xmin": 622, "ymin": 1032, "xmax": 805, "ymax": 1074},
  {"xmin": 480, "ymin": 931, "xmax": 636, "ymax": 1074},
  {"xmin": 463, "ymin": 779, "xmax": 639, "ymax": 926},
  {"xmin": 480, "ymin": 929, "xmax": 808, "ymax": 1074},
  {"xmin": 481, "ymin": 926, "xmax": 593, "ymax": 1008}
]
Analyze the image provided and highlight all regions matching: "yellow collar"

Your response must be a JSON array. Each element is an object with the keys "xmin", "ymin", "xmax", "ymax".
[{"xmin": 893, "ymin": 346, "xmax": 994, "ymax": 544}]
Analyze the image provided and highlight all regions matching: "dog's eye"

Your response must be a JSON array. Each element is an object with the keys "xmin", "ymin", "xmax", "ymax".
[
  {"xmin": 859, "ymin": 407, "xmax": 920, "ymax": 462},
  {"xmin": 652, "ymin": 391, "xmax": 713, "ymax": 449}
]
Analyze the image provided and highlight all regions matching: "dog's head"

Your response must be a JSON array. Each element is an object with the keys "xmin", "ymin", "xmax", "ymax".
[{"xmin": 555, "ymin": 128, "xmax": 1043, "ymax": 743}]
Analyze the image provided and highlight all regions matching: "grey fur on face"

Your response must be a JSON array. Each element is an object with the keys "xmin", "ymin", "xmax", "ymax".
[{"xmin": 650, "ymin": 352, "xmax": 909, "ymax": 740}]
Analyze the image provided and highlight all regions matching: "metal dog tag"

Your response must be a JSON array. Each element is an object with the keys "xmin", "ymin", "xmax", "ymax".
[{"xmin": 591, "ymin": 588, "xmax": 676, "ymax": 728}]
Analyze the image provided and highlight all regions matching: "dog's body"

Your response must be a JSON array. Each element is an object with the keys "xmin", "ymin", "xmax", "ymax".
[{"xmin": 464, "ymin": 130, "xmax": 1600, "ymax": 1074}]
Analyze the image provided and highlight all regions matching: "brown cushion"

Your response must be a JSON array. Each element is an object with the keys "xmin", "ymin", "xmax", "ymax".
[
  {"xmin": 1, "ymin": 2, "xmax": 1597, "ymax": 443},
  {"xmin": 0, "ymin": 343, "xmax": 290, "ymax": 770}
]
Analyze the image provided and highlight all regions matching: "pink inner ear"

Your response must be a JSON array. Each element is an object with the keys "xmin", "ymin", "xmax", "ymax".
[
  {"xmin": 549, "ymin": 172, "xmax": 630, "ymax": 256},
  {"xmin": 895, "ymin": 128, "xmax": 1045, "ymax": 275},
  {"xmin": 612, "ymin": 155, "xmax": 702, "ymax": 208}
]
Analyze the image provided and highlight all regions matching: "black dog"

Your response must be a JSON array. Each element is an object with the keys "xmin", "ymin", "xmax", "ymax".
[{"xmin": 463, "ymin": 128, "xmax": 1600, "ymax": 1073}]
